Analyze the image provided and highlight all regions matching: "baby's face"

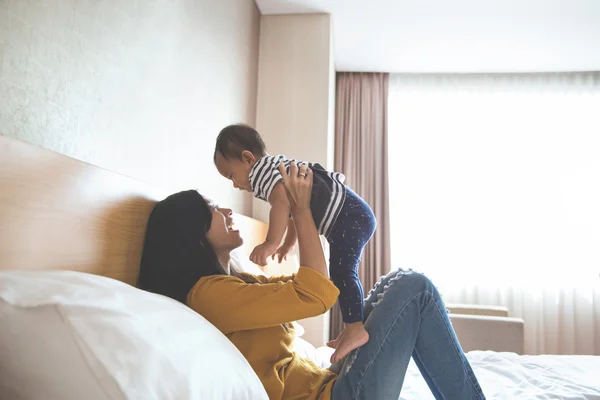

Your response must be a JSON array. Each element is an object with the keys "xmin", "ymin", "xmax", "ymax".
[{"xmin": 215, "ymin": 152, "xmax": 253, "ymax": 192}]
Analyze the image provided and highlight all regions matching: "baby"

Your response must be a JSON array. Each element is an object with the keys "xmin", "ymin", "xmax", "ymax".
[{"xmin": 214, "ymin": 124, "xmax": 376, "ymax": 363}]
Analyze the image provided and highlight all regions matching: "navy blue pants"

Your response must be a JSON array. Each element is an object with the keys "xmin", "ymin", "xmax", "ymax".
[{"xmin": 327, "ymin": 188, "xmax": 377, "ymax": 324}]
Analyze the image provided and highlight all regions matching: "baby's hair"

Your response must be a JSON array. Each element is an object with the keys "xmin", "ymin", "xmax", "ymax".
[{"xmin": 214, "ymin": 124, "xmax": 266, "ymax": 162}]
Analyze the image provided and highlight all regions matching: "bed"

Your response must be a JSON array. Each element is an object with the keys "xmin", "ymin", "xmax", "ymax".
[
  {"xmin": 1, "ymin": 134, "xmax": 599, "ymax": 400},
  {"xmin": 294, "ymin": 341, "xmax": 600, "ymax": 399}
]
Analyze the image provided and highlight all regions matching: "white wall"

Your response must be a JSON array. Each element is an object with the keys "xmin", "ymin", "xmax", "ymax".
[
  {"xmin": 255, "ymin": 15, "xmax": 333, "ymax": 166},
  {"xmin": 254, "ymin": 13, "xmax": 335, "ymax": 347},
  {"xmin": 254, "ymin": 13, "xmax": 335, "ymax": 220},
  {"xmin": 0, "ymin": 0, "xmax": 259, "ymax": 214}
]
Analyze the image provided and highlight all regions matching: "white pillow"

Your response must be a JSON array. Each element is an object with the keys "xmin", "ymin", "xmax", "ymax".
[
  {"xmin": 291, "ymin": 321, "xmax": 305, "ymax": 337},
  {"xmin": 0, "ymin": 270, "xmax": 268, "ymax": 400},
  {"xmin": 292, "ymin": 337, "xmax": 334, "ymax": 369}
]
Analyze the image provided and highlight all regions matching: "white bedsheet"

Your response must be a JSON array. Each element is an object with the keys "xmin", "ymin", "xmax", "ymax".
[
  {"xmin": 305, "ymin": 344, "xmax": 600, "ymax": 399},
  {"xmin": 400, "ymin": 351, "xmax": 600, "ymax": 400}
]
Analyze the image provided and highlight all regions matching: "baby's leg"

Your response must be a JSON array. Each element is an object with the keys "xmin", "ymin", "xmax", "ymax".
[
  {"xmin": 327, "ymin": 190, "xmax": 377, "ymax": 363},
  {"xmin": 328, "ymin": 256, "xmax": 368, "ymax": 352},
  {"xmin": 329, "ymin": 254, "xmax": 370, "ymax": 363}
]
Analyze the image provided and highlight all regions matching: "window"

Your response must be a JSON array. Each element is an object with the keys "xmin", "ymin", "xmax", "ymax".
[{"xmin": 388, "ymin": 73, "xmax": 600, "ymax": 288}]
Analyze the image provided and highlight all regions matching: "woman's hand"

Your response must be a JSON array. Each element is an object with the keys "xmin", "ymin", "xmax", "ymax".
[{"xmin": 277, "ymin": 162, "xmax": 313, "ymax": 217}]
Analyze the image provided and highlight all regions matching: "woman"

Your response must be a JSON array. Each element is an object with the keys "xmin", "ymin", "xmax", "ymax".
[{"xmin": 138, "ymin": 162, "xmax": 485, "ymax": 400}]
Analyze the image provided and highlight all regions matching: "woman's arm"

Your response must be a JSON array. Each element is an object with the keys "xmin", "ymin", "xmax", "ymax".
[
  {"xmin": 237, "ymin": 272, "xmax": 295, "ymax": 284},
  {"xmin": 280, "ymin": 162, "xmax": 329, "ymax": 278},
  {"xmin": 187, "ymin": 267, "xmax": 339, "ymax": 334}
]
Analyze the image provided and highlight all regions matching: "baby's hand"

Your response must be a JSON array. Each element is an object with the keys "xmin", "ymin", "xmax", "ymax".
[
  {"xmin": 250, "ymin": 241, "xmax": 278, "ymax": 266},
  {"xmin": 273, "ymin": 243, "xmax": 294, "ymax": 264}
]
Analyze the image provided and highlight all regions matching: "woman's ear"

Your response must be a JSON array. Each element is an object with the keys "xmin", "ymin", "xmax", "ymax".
[{"xmin": 241, "ymin": 150, "xmax": 256, "ymax": 165}]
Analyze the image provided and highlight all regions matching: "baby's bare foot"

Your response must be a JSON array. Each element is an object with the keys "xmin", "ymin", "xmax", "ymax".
[
  {"xmin": 327, "ymin": 329, "xmax": 345, "ymax": 349},
  {"xmin": 330, "ymin": 323, "xmax": 369, "ymax": 363}
]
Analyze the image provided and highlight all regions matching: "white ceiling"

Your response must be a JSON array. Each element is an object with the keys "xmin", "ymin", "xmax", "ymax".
[{"xmin": 255, "ymin": 0, "xmax": 600, "ymax": 73}]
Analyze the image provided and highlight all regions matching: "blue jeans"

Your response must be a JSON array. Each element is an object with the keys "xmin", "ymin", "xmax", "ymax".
[{"xmin": 330, "ymin": 269, "xmax": 486, "ymax": 400}]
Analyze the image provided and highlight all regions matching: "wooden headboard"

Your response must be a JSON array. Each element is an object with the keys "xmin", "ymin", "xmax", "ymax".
[{"xmin": 0, "ymin": 134, "xmax": 268, "ymax": 285}]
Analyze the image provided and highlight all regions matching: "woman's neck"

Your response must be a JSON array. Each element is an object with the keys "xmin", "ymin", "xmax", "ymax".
[{"xmin": 215, "ymin": 250, "xmax": 231, "ymax": 275}]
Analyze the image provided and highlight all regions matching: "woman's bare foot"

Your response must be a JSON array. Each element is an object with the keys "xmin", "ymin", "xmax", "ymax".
[
  {"xmin": 330, "ymin": 322, "xmax": 369, "ymax": 363},
  {"xmin": 327, "ymin": 329, "xmax": 345, "ymax": 349}
]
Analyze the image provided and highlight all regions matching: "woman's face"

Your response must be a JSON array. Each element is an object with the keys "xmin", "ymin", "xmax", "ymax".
[{"xmin": 205, "ymin": 205, "xmax": 244, "ymax": 252}]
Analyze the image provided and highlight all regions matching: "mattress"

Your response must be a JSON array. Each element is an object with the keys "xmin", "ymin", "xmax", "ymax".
[{"xmin": 400, "ymin": 351, "xmax": 600, "ymax": 400}]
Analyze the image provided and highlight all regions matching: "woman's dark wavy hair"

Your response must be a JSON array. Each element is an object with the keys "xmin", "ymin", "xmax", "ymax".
[{"xmin": 138, "ymin": 190, "xmax": 227, "ymax": 304}]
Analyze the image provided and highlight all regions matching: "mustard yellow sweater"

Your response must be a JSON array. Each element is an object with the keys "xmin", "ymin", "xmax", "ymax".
[{"xmin": 187, "ymin": 266, "xmax": 340, "ymax": 400}]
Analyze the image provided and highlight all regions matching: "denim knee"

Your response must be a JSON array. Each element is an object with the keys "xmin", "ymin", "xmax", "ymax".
[
  {"xmin": 398, "ymin": 271, "xmax": 432, "ymax": 293},
  {"xmin": 366, "ymin": 269, "xmax": 431, "ymax": 309}
]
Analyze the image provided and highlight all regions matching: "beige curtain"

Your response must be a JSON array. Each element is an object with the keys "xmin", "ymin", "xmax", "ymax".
[{"xmin": 330, "ymin": 72, "xmax": 391, "ymax": 340}]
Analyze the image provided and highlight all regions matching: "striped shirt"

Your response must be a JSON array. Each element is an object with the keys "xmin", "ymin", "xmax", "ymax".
[{"xmin": 249, "ymin": 155, "xmax": 346, "ymax": 237}]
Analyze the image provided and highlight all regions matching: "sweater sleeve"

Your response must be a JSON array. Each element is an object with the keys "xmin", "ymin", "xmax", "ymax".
[
  {"xmin": 187, "ymin": 266, "xmax": 340, "ymax": 334},
  {"xmin": 237, "ymin": 272, "xmax": 296, "ymax": 284}
]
